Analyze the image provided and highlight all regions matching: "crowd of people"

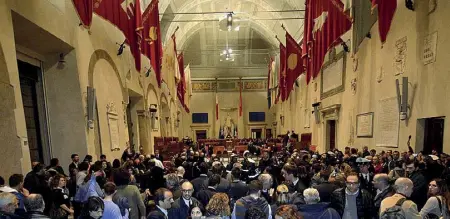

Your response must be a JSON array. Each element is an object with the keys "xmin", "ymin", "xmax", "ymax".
[{"xmin": 0, "ymin": 139, "xmax": 450, "ymax": 219}]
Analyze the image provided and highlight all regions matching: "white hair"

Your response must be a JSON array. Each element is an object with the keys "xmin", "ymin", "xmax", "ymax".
[
  {"xmin": 303, "ymin": 188, "xmax": 320, "ymax": 204},
  {"xmin": 177, "ymin": 166, "xmax": 185, "ymax": 175}
]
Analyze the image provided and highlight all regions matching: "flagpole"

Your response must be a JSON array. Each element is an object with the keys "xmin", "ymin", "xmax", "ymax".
[
  {"xmin": 275, "ymin": 35, "xmax": 282, "ymax": 45},
  {"xmin": 172, "ymin": 26, "xmax": 180, "ymax": 37},
  {"xmin": 281, "ymin": 24, "xmax": 287, "ymax": 32}
]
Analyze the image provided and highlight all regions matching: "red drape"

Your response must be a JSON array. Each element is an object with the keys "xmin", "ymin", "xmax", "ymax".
[
  {"xmin": 285, "ymin": 32, "xmax": 303, "ymax": 99},
  {"xmin": 302, "ymin": 0, "xmax": 352, "ymax": 84},
  {"xmin": 142, "ymin": 0, "xmax": 163, "ymax": 87},
  {"xmin": 279, "ymin": 44, "xmax": 287, "ymax": 101},
  {"xmin": 372, "ymin": 0, "xmax": 397, "ymax": 44},
  {"xmin": 72, "ymin": 0, "xmax": 93, "ymax": 28}
]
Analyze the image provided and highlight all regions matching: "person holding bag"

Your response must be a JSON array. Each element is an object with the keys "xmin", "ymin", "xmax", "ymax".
[{"xmin": 420, "ymin": 179, "xmax": 450, "ymax": 219}]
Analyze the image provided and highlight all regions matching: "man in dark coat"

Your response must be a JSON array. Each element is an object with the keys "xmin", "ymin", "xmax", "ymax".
[
  {"xmin": 372, "ymin": 173, "xmax": 395, "ymax": 213},
  {"xmin": 282, "ymin": 164, "xmax": 307, "ymax": 194},
  {"xmin": 148, "ymin": 188, "xmax": 174, "ymax": 219},
  {"xmin": 24, "ymin": 194, "xmax": 50, "ymax": 219},
  {"xmin": 357, "ymin": 158, "xmax": 375, "ymax": 196},
  {"xmin": 330, "ymin": 174, "xmax": 375, "ymax": 219},
  {"xmin": 313, "ymin": 170, "xmax": 339, "ymax": 202},
  {"xmin": 227, "ymin": 168, "xmax": 249, "ymax": 203},
  {"xmin": 196, "ymin": 174, "xmax": 219, "ymax": 207},
  {"xmin": 191, "ymin": 163, "xmax": 209, "ymax": 199},
  {"xmin": 406, "ymin": 160, "xmax": 428, "ymax": 210},
  {"xmin": 232, "ymin": 180, "xmax": 271, "ymax": 218},
  {"xmin": 168, "ymin": 182, "xmax": 202, "ymax": 219}
]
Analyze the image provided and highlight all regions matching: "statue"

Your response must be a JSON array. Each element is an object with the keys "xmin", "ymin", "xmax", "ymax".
[{"xmin": 224, "ymin": 113, "xmax": 233, "ymax": 138}]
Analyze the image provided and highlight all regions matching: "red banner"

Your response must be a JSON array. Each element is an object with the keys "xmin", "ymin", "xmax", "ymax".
[
  {"xmin": 94, "ymin": 0, "xmax": 142, "ymax": 71},
  {"xmin": 142, "ymin": 0, "xmax": 163, "ymax": 87},
  {"xmin": 72, "ymin": 0, "xmax": 93, "ymax": 28},
  {"xmin": 302, "ymin": 0, "xmax": 352, "ymax": 84},
  {"xmin": 372, "ymin": 0, "xmax": 397, "ymax": 44},
  {"xmin": 279, "ymin": 43, "xmax": 287, "ymax": 101},
  {"xmin": 177, "ymin": 52, "xmax": 187, "ymax": 111},
  {"xmin": 285, "ymin": 32, "xmax": 303, "ymax": 99},
  {"xmin": 239, "ymin": 82, "xmax": 243, "ymax": 117}
]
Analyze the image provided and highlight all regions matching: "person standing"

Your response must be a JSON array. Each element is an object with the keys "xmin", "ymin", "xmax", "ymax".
[
  {"xmin": 330, "ymin": 173, "xmax": 374, "ymax": 219},
  {"xmin": 102, "ymin": 182, "xmax": 122, "ymax": 219},
  {"xmin": 169, "ymin": 182, "xmax": 202, "ymax": 219},
  {"xmin": 372, "ymin": 173, "xmax": 394, "ymax": 213},
  {"xmin": 24, "ymin": 194, "xmax": 50, "ymax": 219},
  {"xmin": 148, "ymin": 188, "xmax": 174, "ymax": 219},
  {"xmin": 379, "ymin": 177, "xmax": 421, "ymax": 219}
]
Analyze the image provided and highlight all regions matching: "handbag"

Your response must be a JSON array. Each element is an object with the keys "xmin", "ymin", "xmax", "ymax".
[
  {"xmin": 49, "ymin": 203, "xmax": 68, "ymax": 219},
  {"xmin": 425, "ymin": 196, "xmax": 444, "ymax": 219}
]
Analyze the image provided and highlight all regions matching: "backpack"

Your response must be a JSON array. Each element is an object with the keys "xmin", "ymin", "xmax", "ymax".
[{"xmin": 380, "ymin": 198, "xmax": 407, "ymax": 219}]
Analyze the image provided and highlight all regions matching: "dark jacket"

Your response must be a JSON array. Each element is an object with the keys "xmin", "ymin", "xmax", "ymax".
[
  {"xmin": 168, "ymin": 197, "xmax": 202, "ymax": 219},
  {"xmin": 25, "ymin": 211, "xmax": 50, "ymax": 219},
  {"xmin": 233, "ymin": 196, "xmax": 270, "ymax": 219},
  {"xmin": 330, "ymin": 188, "xmax": 375, "ymax": 219},
  {"xmin": 191, "ymin": 175, "xmax": 209, "ymax": 198},
  {"xmin": 359, "ymin": 172, "xmax": 375, "ymax": 195},
  {"xmin": 0, "ymin": 211, "xmax": 23, "ymax": 219},
  {"xmin": 216, "ymin": 178, "xmax": 230, "ymax": 193},
  {"xmin": 297, "ymin": 202, "xmax": 341, "ymax": 219},
  {"xmin": 147, "ymin": 208, "xmax": 167, "ymax": 219},
  {"xmin": 288, "ymin": 178, "xmax": 307, "ymax": 194},
  {"xmin": 314, "ymin": 182, "xmax": 339, "ymax": 202},
  {"xmin": 197, "ymin": 188, "xmax": 217, "ymax": 207},
  {"xmin": 227, "ymin": 181, "xmax": 249, "ymax": 202},
  {"xmin": 409, "ymin": 170, "xmax": 428, "ymax": 210},
  {"xmin": 373, "ymin": 186, "xmax": 395, "ymax": 212}
]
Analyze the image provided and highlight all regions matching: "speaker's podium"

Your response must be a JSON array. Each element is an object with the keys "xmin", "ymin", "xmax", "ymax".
[{"xmin": 226, "ymin": 140, "xmax": 234, "ymax": 151}]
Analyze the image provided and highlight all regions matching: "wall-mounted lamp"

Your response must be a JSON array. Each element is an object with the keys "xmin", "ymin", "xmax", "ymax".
[
  {"xmin": 117, "ymin": 40, "xmax": 126, "ymax": 56},
  {"xmin": 279, "ymin": 114, "xmax": 285, "ymax": 126},
  {"xmin": 57, "ymin": 53, "xmax": 66, "ymax": 69},
  {"xmin": 227, "ymin": 13, "xmax": 233, "ymax": 31}
]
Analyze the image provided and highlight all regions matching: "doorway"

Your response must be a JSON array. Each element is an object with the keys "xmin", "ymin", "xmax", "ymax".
[
  {"xmin": 18, "ymin": 59, "xmax": 47, "ymax": 163},
  {"xmin": 417, "ymin": 117, "xmax": 444, "ymax": 154},
  {"xmin": 196, "ymin": 130, "xmax": 207, "ymax": 140},
  {"xmin": 326, "ymin": 120, "xmax": 336, "ymax": 151},
  {"xmin": 251, "ymin": 129, "xmax": 262, "ymax": 139}
]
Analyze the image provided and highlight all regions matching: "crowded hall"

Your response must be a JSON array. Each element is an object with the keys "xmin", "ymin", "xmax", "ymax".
[{"xmin": 1, "ymin": 0, "xmax": 450, "ymax": 219}]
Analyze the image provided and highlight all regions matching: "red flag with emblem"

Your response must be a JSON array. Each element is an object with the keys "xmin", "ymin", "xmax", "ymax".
[
  {"xmin": 302, "ymin": 0, "xmax": 352, "ymax": 84},
  {"xmin": 285, "ymin": 32, "xmax": 303, "ymax": 99},
  {"xmin": 142, "ymin": 0, "xmax": 163, "ymax": 87},
  {"xmin": 93, "ymin": 0, "xmax": 142, "ymax": 71},
  {"xmin": 371, "ymin": 0, "xmax": 397, "ymax": 44},
  {"xmin": 279, "ymin": 43, "xmax": 287, "ymax": 101},
  {"xmin": 72, "ymin": 0, "xmax": 93, "ymax": 28}
]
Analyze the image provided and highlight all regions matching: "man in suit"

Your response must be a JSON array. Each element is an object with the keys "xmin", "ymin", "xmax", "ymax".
[
  {"xmin": 169, "ymin": 182, "xmax": 202, "ymax": 219},
  {"xmin": 357, "ymin": 157, "xmax": 375, "ymax": 196},
  {"xmin": 282, "ymin": 163, "xmax": 307, "ymax": 194},
  {"xmin": 196, "ymin": 174, "xmax": 220, "ymax": 207},
  {"xmin": 373, "ymin": 173, "xmax": 394, "ymax": 213},
  {"xmin": 148, "ymin": 188, "xmax": 174, "ymax": 219},
  {"xmin": 313, "ymin": 170, "xmax": 339, "ymax": 202},
  {"xmin": 155, "ymin": 150, "xmax": 164, "ymax": 162},
  {"xmin": 227, "ymin": 168, "xmax": 249, "ymax": 203},
  {"xmin": 191, "ymin": 162, "xmax": 209, "ymax": 199},
  {"xmin": 210, "ymin": 164, "xmax": 230, "ymax": 193},
  {"xmin": 68, "ymin": 154, "xmax": 80, "ymax": 176}
]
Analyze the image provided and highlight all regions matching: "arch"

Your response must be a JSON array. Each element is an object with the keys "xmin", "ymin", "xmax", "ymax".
[
  {"xmin": 88, "ymin": 49, "xmax": 127, "ymax": 99},
  {"xmin": 146, "ymin": 82, "xmax": 159, "ymax": 106}
]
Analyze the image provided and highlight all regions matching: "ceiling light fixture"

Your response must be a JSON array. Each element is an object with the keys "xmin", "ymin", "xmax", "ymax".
[{"xmin": 227, "ymin": 13, "xmax": 233, "ymax": 31}]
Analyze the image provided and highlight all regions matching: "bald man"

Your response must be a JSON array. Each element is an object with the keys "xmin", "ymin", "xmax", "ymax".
[
  {"xmin": 373, "ymin": 174, "xmax": 394, "ymax": 212},
  {"xmin": 379, "ymin": 177, "xmax": 421, "ymax": 219},
  {"xmin": 168, "ymin": 182, "xmax": 203, "ymax": 219}
]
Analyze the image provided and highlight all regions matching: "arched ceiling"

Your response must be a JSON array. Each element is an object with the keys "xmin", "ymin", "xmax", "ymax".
[{"xmin": 143, "ymin": 0, "xmax": 304, "ymax": 78}]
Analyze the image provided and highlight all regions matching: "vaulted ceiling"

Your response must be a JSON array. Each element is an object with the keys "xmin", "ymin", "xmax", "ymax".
[{"xmin": 145, "ymin": 0, "xmax": 304, "ymax": 78}]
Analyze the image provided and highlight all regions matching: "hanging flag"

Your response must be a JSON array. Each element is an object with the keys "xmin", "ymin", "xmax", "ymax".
[
  {"xmin": 72, "ymin": 0, "xmax": 93, "ymax": 28},
  {"xmin": 142, "ymin": 0, "xmax": 163, "ymax": 87},
  {"xmin": 239, "ymin": 82, "xmax": 243, "ymax": 117},
  {"xmin": 184, "ymin": 64, "xmax": 192, "ymax": 112},
  {"xmin": 371, "ymin": 0, "xmax": 397, "ymax": 44},
  {"xmin": 177, "ymin": 52, "xmax": 187, "ymax": 111},
  {"xmin": 94, "ymin": 0, "xmax": 143, "ymax": 71},
  {"xmin": 279, "ymin": 43, "xmax": 287, "ymax": 101},
  {"xmin": 285, "ymin": 32, "xmax": 303, "ymax": 99},
  {"xmin": 302, "ymin": 0, "xmax": 352, "ymax": 84},
  {"xmin": 216, "ymin": 93, "xmax": 219, "ymax": 120},
  {"xmin": 267, "ymin": 57, "xmax": 273, "ymax": 109}
]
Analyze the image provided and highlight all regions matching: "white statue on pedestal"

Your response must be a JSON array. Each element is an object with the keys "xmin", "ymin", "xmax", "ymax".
[{"xmin": 224, "ymin": 113, "xmax": 233, "ymax": 138}]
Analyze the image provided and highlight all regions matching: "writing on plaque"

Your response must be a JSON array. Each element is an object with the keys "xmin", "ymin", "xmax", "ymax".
[{"xmin": 376, "ymin": 97, "xmax": 400, "ymax": 147}]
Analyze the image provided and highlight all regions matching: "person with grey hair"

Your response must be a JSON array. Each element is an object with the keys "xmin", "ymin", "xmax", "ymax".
[
  {"xmin": 297, "ymin": 188, "xmax": 340, "ymax": 219},
  {"xmin": 165, "ymin": 173, "xmax": 182, "ymax": 200},
  {"xmin": 0, "ymin": 192, "xmax": 21, "ymax": 218},
  {"xmin": 177, "ymin": 166, "xmax": 185, "ymax": 181},
  {"xmin": 372, "ymin": 173, "xmax": 394, "ymax": 212},
  {"xmin": 379, "ymin": 177, "xmax": 421, "ymax": 219},
  {"xmin": 24, "ymin": 194, "xmax": 49, "ymax": 219},
  {"xmin": 258, "ymin": 174, "xmax": 273, "ymax": 204}
]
